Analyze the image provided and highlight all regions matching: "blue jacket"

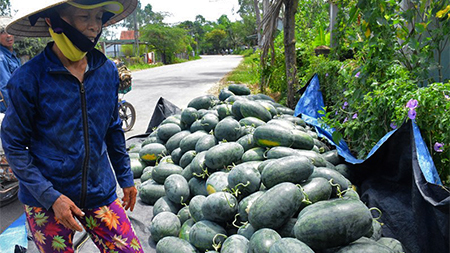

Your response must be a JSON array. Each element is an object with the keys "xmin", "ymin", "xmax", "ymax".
[
  {"xmin": 1, "ymin": 43, "xmax": 134, "ymax": 209},
  {"xmin": 0, "ymin": 45, "xmax": 21, "ymax": 112}
]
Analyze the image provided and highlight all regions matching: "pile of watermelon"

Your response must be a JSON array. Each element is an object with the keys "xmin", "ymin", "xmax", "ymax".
[{"xmin": 128, "ymin": 84, "xmax": 405, "ymax": 253}]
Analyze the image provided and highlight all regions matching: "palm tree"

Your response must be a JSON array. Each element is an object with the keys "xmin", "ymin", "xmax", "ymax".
[{"xmin": 260, "ymin": 0, "xmax": 299, "ymax": 108}]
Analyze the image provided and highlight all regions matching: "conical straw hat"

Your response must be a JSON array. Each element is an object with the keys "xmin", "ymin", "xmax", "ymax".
[{"xmin": 7, "ymin": 0, "xmax": 137, "ymax": 37}]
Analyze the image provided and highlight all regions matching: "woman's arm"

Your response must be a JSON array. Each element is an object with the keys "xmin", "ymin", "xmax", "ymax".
[{"xmin": 1, "ymin": 70, "xmax": 61, "ymax": 209}]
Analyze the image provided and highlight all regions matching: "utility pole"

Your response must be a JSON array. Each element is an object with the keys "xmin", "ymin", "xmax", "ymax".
[
  {"xmin": 133, "ymin": 9, "xmax": 139, "ymax": 57},
  {"xmin": 329, "ymin": 1, "xmax": 338, "ymax": 48}
]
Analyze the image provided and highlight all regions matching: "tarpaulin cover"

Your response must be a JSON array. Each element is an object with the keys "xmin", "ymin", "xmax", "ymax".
[
  {"xmin": 145, "ymin": 97, "xmax": 182, "ymax": 134},
  {"xmin": 0, "ymin": 213, "xmax": 27, "ymax": 252},
  {"xmin": 295, "ymin": 74, "xmax": 449, "ymax": 253},
  {"xmin": 126, "ymin": 96, "xmax": 181, "ymax": 149}
]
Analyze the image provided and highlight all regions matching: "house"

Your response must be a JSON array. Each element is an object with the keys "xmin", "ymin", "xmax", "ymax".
[{"xmin": 102, "ymin": 30, "xmax": 155, "ymax": 63}]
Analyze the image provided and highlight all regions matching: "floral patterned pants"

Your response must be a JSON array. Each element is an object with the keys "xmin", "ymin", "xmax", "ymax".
[{"xmin": 25, "ymin": 199, "xmax": 143, "ymax": 253}]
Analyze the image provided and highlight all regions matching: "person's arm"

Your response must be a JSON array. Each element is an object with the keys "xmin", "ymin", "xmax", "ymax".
[
  {"xmin": 1, "ymin": 70, "xmax": 85, "ymax": 230},
  {"xmin": 1, "ymin": 72, "xmax": 62, "ymax": 209},
  {"xmin": 0, "ymin": 56, "xmax": 11, "ymax": 111},
  {"xmin": 104, "ymin": 66, "xmax": 136, "ymax": 210}
]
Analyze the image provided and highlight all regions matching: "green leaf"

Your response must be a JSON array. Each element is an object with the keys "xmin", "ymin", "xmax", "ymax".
[
  {"xmin": 85, "ymin": 215, "xmax": 99, "ymax": 230},
  {"xmin": 414, "ymin": 22, "xmax": 426, "ymax": 33},
  {"xmin": 332, "ymin": 131, "xmax": 343, "ymax": 145},
  {"xmin": 52, "ymin": 236, "xmax": 66, "ymax": 251},
  {"xmin": 34, "ymin": 212, "xmax": 49, "ymax": 227}
]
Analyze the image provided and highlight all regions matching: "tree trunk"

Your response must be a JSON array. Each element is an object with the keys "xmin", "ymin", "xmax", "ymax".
[
  {"xmin": 259, "ymin": 0, "xmax": 267, "ymax": 93},
  {"xmin": 254, "ymin": 0, "xmax": 262, "ymax": 47},
  {"xmin": 283, "ymin": 0, "xmax": 299, "ymax": 108}
]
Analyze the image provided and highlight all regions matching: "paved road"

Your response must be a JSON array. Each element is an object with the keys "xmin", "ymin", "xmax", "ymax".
[
  {"xmin": 0, "ymin": 55, "xmax": 243, "ymax": 251},
  {"xmin": 123, "ymin": 55, "xmax": 243, "ymax": 139}
]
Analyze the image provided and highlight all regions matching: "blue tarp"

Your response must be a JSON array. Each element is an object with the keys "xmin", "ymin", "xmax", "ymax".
[
  {"xmin": 294, "ymin": 74, "xmax": 442, "ymax": 185},
  {"xmin": 0, "ymin": 213, "xmax": 27, "ymax": 252}
]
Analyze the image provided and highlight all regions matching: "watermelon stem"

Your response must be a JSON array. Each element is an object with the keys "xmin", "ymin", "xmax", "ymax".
[
  {"xmin": 212, "ymin": 233, "xmax": 228, "ymax": 251},
  {"xmin": 155, "ymin": 153, "xmax": 167, "ymax": 165},
  {"xmin": 329, "ymin": 179, "xmax": 344, "ymax": 197},
  {"xmin": 232, "ymin": 213, "xmax": 242, "ymax": 228},
  {"xmin": 225, "ymin": 164, "xmax": 235, "ymax": 172},
  {"xmin": 228, "ymin": 181, "xmax": 251, "ymax": 197},
  {"xmin": 192, "ymin": 172, "xmax": 207, "ymax": 179},
  {"xmin": 297, "ymin": 184, "xmax": 313, "ymax": 205},
  {"xmin": 180, "ymin": 196, "xmax": 188, "ymax": 207},
  {"xmin": 263, "ymin": 148, "xmax": 270, "ymax": 159},
  {"xmin": 369, "ymin": 207, "xmax": 383, "ymax": 223},
  {"xmin": 193, "ymin": 165, "xmax": 210, "ymax": 179},
  {"xmin": 223, "ymin": 191, "xmax": 237, "ymax": 208}
]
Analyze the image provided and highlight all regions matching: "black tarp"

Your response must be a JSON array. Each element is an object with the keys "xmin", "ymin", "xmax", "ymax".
[
  {"xmin": 126, "ymin": 97, "xmax": 181, "ymax": 149},
  {"xmin": 295, "ymin": 74, "xmax": 450, "ymax": 253},
  {"xmin": 145, "ymin": 97, "xmax": 182, "ymax": 134},
  {"xmin": 354, "ymin": 121, "xmax": 449, "ymax": 253}
]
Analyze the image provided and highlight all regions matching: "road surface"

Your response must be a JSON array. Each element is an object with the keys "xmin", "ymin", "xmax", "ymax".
[
  {"xmin": 0, "ymin": 55, "xmax": 243, "ymax": 252},
  {"xmin": 123, "ymin": 55, "xmax": 243, "ymax": 139}
]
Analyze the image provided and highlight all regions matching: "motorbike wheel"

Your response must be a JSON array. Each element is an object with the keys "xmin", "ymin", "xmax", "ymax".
[{"xmin": 119, "ymin": 101, "xmax": 136, "ymax": 132}]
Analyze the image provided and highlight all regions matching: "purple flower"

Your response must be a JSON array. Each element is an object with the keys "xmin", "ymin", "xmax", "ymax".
[
  {"xmin": 390, "ymin": 122, "xmax": 397, "ymax": 129},
  {"xmin": 325, "ymin": 73, "xmax": 329, "ymax": 77},
  {"xmin": 355, "ymin": 72, "xmax": 361, "ymax": 78},
  {"xmin": 342, "ymin": 101, "xmax": 348, "ymax": 109},
  {"xmin": 352, "ymin": 113, "xmax": 358, "ymax": 119},
  {"xmin": 434, "ymin": 142, "xmax": 444, "ymax": 152},
  {"xmin": 408, "ymin": 109, "xmax": 417, "ymax": 120},
  {"xmin": 340, "ymin": 65, "xmax": 344, "ymax": 70},
  {"xmin": 445, "ymin": 95, "xmax": 449, "ymax": 100},
  {"xmin": 343, "ymin": 117, "xmax": 348, "ymax": 123},
  {"xmin": 406, "ymin": 99, "xmax": 418, "ymax": 109}
]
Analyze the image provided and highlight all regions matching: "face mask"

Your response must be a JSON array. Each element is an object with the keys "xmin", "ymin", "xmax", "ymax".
[
  {"xmin": 47, "ymin": 11, "xmax": 102, "ymax": 62},
  {"xmin": 49, "ymin": 27, "xmax": 87, "ymax": 62}
]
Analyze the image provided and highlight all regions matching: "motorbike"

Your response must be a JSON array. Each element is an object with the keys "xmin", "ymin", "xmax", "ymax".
[
  {"xmin": 118, "ymin": 94, "xmax": 136, "ymax": 132},
  {"xmin": 115, "ymin": 60, "xmax": 136, "ymax": 132}
]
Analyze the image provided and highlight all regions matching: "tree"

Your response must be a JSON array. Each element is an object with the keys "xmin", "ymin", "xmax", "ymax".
[
  {"xmin": 238, "ymin": 0, "xmax": 261, "ymax": 46},
  {"xmin": 217, "ymin": 15, "xmax": 231, "ymax": 28},
  {"xmin": 15, "ymin": 38, "xmax": 51, "ymax": 59},
  {"xmin": 205, "ymin": 29, "xmax": 227, "ymax": 53},
  {"xmin": 122, "ymin": 2, "xmax": 166, "ymax": 29},
  {"xmin": 0, "ymin": 0, "xmax": 11, "ymax": 16},
  {"xmin": 260, "ymin": 0, "xmax": 299, "ymax": 108},
  {"xmin": 140, "ymin": 24, "xmax": 191, "ymax": 64},
  {"xmin": 193, "ymin": 15, "xmax": 210, "ymax": 54}
]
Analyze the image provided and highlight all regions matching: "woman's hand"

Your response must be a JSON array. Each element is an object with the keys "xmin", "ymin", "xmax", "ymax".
[
  {"xmin": 122, "ymin": 186, "xmax": 137, "ymax": 211},
  {"xmin": 52, "ymin": 195, "xmax": 85, "ymax": 231}
]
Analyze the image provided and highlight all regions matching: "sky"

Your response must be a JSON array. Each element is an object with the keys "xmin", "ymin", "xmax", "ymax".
[
  {"xmin": 143, "ymin": 0, "xmax": 240, "ymax": 24},
  {"xmin": 10, "ymin": 0, "xmax": 241, "ymax": 24}
]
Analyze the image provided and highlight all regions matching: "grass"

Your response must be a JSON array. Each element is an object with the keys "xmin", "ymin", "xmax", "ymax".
[
  {"xmin": 128, "ymin": 62, "xmax": 163, "ymax": 71},
  {"xmin": 225, "ymin": 53, "xmax": 260, "ymax": 85},
  {"xmin": 220, "ymin": 52, "xmax": 283, "ymax": 103}
]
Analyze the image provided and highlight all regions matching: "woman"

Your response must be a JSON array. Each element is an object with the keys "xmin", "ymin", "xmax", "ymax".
[
  {"xmin": 0, "ymin": 16, "xmax": 21, "ymax": 112},
  {"xmin": 1, "ymin": 1, "xmax": 143, "ymax": 252}
]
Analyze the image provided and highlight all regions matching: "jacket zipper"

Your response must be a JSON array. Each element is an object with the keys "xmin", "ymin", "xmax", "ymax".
[{"xmin": 79, "ymin": 82, "xmax": 90, "ymax": 208}]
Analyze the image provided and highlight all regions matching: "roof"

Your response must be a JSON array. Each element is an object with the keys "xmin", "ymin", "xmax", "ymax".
[{"xmin": 120, "ymin": 30, "xmax": 138, "ymax": 40}]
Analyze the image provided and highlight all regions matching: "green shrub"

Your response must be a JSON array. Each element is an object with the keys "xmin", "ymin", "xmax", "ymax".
[
  {"xmin": 226, "ymin": 53, "xmax": 259, "ymax": 85},
  {"xmin": 316, "ymin": 60, "xmax": 450, "ymax": 185}
]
